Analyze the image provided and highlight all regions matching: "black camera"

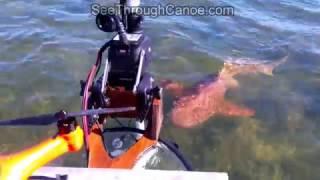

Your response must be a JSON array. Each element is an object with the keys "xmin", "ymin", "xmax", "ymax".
[
  {"xmin": 95, "ymin": 2, "xmax": 151, "ymax": 90},
  {"xmin": 96, "ymin": 12, "xmax": 144, "ymax": 34}
]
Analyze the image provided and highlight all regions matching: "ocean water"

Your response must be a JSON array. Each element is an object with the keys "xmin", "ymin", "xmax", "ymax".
[{"xmin": 0, "ymin": 0, "xmax": 319, "ymax": 179}]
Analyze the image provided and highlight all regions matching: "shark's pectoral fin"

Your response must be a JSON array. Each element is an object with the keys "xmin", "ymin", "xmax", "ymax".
[
  {"xmin": 159, "ymin": 79, "xmax": 185, "ymax": 97},
  {"xmin": 218, "ymin": 100, "xmax": 255, "ymax": 117}
]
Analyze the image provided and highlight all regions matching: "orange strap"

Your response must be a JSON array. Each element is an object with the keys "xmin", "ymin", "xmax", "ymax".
[{"xmin": 145, "ymin": 98, "xmax": 163, "ymax": 140}]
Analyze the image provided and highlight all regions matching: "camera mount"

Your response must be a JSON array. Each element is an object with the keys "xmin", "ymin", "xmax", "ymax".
[{"xmin": 81, "ymin": 0, "xmax": 162, "ymax": 150}]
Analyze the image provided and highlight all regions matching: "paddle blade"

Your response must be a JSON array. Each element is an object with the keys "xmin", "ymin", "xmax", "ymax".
[
  {"xmin": 0, "ymin": 114, "xmax": 58, "ymax": 126},
  {"xmin": 0, "ymin": 107, "xmax": 136, "ymax": 127}
]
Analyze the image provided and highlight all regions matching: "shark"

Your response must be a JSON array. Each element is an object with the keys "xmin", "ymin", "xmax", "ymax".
[{"xmin": 160, "ymin": 55, "xmax": 288, "ymax": 128}]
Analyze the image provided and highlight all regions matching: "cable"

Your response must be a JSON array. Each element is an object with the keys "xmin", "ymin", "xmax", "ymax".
[
  {"xmin": 111, "ymin": 117, "xmax": 139, "ymax": 142},
  {"xmin": 81, "ymin": 40, "xmax": 111, "ymax": 150},
  {"xmin": 113, "ymin": 117, "xmax": 126, "ymax": 127},
  {"xmin": 95, "ymin": 40, "xmax": 112, "ymax": 77}
]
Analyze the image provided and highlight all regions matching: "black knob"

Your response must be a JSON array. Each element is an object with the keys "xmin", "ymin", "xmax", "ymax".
[
  {"xmin": 128, "ymin": 13, "xmax": 144, "ymax": 33},
  {"xmin": 96, "ymin": 13, "xmax": 117, "ymax": 33}
]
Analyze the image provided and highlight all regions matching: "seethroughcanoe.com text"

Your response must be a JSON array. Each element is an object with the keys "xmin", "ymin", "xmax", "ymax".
[{"xmin": 90, "ymin": 3, "xmax": 235, "ymax": 17}]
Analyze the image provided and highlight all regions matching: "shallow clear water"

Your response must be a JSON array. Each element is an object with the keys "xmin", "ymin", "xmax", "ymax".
[{"xmin": 0, "ymin": 0, "xmax": 319, "ymax": 179}]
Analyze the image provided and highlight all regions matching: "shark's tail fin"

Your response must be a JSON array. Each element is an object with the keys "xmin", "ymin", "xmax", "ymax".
[
  {"xmin": 220, "ymin": 54, "xmax": 289, "ymax": 78},
  {"xmin": 219, "ymin": 54, "xmax": 289, "ymax": 88},
  {"xmin": 266, "ymin": 54, "xmax": 289, "ymax": 76}
]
